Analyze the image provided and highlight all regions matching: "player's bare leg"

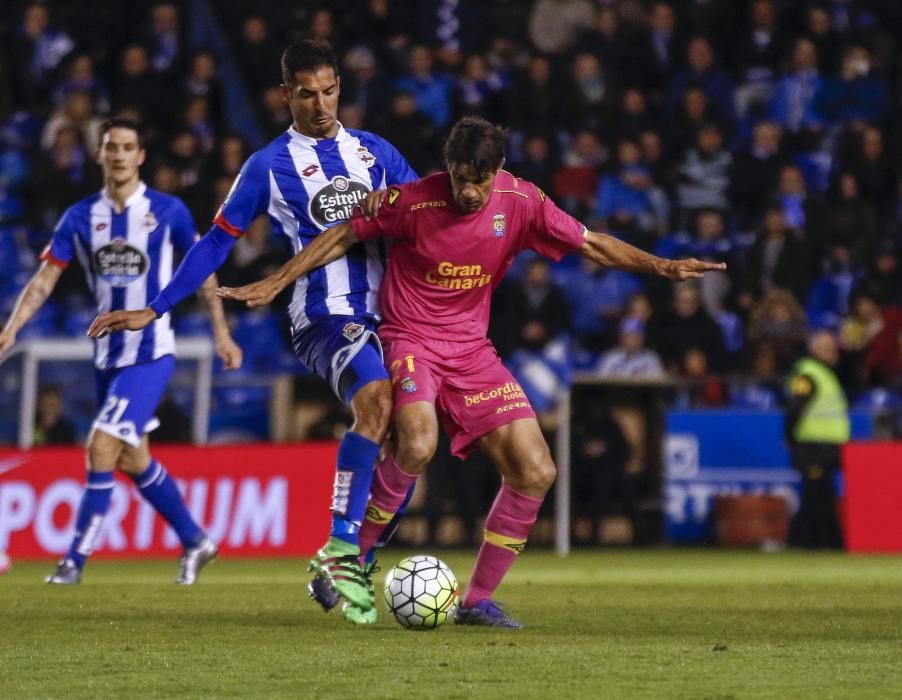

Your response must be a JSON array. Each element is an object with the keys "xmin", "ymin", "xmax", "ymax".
[
  {"xmin": 356, "ymin": 401, "xmax": 438, "ymax": 559},
  {"xmin": 456, "ymin": 417, "xmax": 556, "ymax": 628}
]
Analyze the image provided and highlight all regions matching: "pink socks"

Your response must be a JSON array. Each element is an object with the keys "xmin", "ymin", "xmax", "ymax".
[{"xmin": 357, "ymin": 454, "xmax": 419, "ymax": 556}]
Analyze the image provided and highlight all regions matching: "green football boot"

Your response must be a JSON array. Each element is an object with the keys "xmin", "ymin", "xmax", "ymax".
[
  {"xmin": 307, "ymin": 537, "xmax": 372, "ymax": 610},
  {"xmin": 340, "ymin": 559, "xmax": 380, "ymax": 625}
]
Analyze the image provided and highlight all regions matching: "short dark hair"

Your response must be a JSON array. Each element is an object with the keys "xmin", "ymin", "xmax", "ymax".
[
  {"xmin": 98, "ymin": 117, "xmax": 145, "ymax": 147},
  {"xmin": 443, "ymin": 117, "xmax": 507, "ymax": 178},
  {"xmin": 281, "ymin": 40, "xmax": 339, "ymax": 84}
]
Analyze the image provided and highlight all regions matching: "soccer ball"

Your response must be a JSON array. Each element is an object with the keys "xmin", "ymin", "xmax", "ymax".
[
  {"xmin": 0, "ymin": 551, "xmax": 10, "ymax": 575},
  {"xmin": 383, "ymin": 555, "xmax": 459, "ymax": 630}
]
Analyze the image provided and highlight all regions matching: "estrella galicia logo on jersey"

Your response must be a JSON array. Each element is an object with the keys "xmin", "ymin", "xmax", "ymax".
[
  {"xmin": 400, "ymin": 376, "xmax": 417, "ymax": 394},
  {"xmin": 308, "ymin": 176, "xmax": 370, "ymax": 229},
  {"xmin": 357, "ymin": 147, "xmax": 376, "ymax": 168},
  {"xmin": 342, "ymin": 321, "xmax": 365, "ymax": 342},
  {"xmin": 94, "ymin": 238, "xmax": 149, "ymax": 286},
  {"xmin": 493, "ymin": 212, "xmax": 506, "ymax": 238},
  {"xmin": 387, "ymin": 188, "xmax": 401, "ymax": 206}
]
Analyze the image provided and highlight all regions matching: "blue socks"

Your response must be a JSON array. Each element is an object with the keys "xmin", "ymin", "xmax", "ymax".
[
  {"xmin": 131, "ymin": 460, "xmax": 204, "ymax": 549},
  {"xmin": 67, "ymin": 471, "xmax": 114, "ymax": 569},
  {"xmin": 331, "ymin": 432, "xmax": 381, "ymax": 546}
]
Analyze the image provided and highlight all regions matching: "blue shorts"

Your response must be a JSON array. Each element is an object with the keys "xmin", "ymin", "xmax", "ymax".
[
  {"xmin": 292, "ymin": 315, "xmax": 388, "ymax": 404},
  {"xmin": 93, "ymin": 355, "xmax": 175, "ymax": 448}
]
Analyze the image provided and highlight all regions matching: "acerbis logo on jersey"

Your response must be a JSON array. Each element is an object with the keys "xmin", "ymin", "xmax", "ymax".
[
  {"xmin": 308, "ymin": 175, "xmax": 370, "ymax": 229},
  {"xmin": 94, "ymin": 238, "xmax": 149, "ymax": 286}
]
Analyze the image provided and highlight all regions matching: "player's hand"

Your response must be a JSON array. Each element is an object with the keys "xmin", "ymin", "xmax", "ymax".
[
  {"xmin": 0, "ymin": 329, "xmax": 17, "ymax": 360},
  {"xmin": 359, "ymin": 189, "xmax": 388, "ymax": 221},
  {"xmin": 216, "ymin": 277, "xmax": 283, "ymax": 308},
  {"xmin": 87, "ymin": 308, "xmax": 157, "ymax": 338},
  {"xmin": 215, "ymin": 334, "xmax": 244, "ymax": 371},
  {"xmin": 660, "ymin": 258, "xmax": 726, "ymax": 281}
]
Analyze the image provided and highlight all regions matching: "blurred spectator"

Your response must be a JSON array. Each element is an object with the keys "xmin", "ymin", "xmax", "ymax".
[
  {"xmin": 840, "ymin": 126, "xmax": 894, "ymax": 217},
  {"xmin": 562, "ymin": 258, "xmax": 643, "ymax": 350},
  {"xmin": 235, "ymin": 15, "xmax": 282, "ymax": 98},
  {"xmin": 647, "ymin": 282, "xmax": 726, "ymax": 372},
  {"xmin": 260, "ymin": 85, "xmax": 292, "ymax": 140},
  {"xmin": 571, "ymin": 403, "xmax": 634, "ymax": 546},
  {"xmin": 377, "ymin": 91, "xmax": 442, "ymax": 175},
  {"xmin": 773, "ymin": 164, "xmax": 816, "ymax": 235},
  {"xmin": 112, "ymin": 44, "xmax": 170, "ymax": 129},
  {"xmin": 732, "ymin": 0, "xmax": 785, "ymax": 118},
  {"xmin": 33, "ymin": 386, "xmax": 76, "ymax": 446},
  {"xmin": 528, "ymin": 0, "xmax": 594, "ymax": 55},
  {"xmin": 453, "ymin": 54, "xmax": 505, "ymax": 122},
  {"xmin": 729, "ymin": 121, "xmax": 784, "ymax": 228},
  {"xmin": 667, "ymin": 36, "xmax": 735, "ymax": 123},
  {"xmin": 516, "ymin": 135, "xmax": 555, "ymax": 195},
  {"xmin": 575, "ymin": 6, "xmax": 626, "ymax": 76},
  {"xmin": 802, "ymin": 4, "xmax": 841, "ymax": 76},
  {"xmin": 562, "ymin": 129, "xmax": 607, "ymax": 169},
  {"xmin": 865, "ymin": 241, "xmax": 902, "ymax": 307},
  {"xmin": 671, "ymin": 85, "xmax": 721, "ymax": 157},
  {"xmin": 52, "ymin": 53, "xmax": 109, "ymax": 115},
  {"xmin": 341, "ymin": 45, "xmax": 391, "ymax": 125},
  {"xmin": 596, "ymin": 316, "xmax": 666, "ymax": 378},
  {"xmin": 395, "ymin": 45, "xmax": 454, "ymax": 128},
  {"xmin": 821, "ymin": 172, "xmax": 878, "ymax": 264},
  {"xmin": 506, "ymin": 54, "xmax": 564, "ymax": 136},
  {"xmin": 674, "ymin": 124, "xmax": 732, "ymax": 220},
  {"xmin": 41, "ymin": 89, "xmax": 103, "ymax": 153},
  {"xmin": 9, "ymin": 1, "xmax": 75, "ymax": 112},
  {"xmin": 624, "ymin": 1, "xmax": 684, "ymax": 98},
  {"xmin": 740, "ymin": 206, "xmax": 811, "ymax": 306},
  {"xmin": 811, "ymin": 45, "xmax": 889, "ymax": 127},
  {"xmin": 568, "ymin": 53, "xmax": 613, "ymax": 134},
  {"xmin": 25, "ymin": 125, "xmax": 100, "ymax": 232},
  {"xmin": 517, "ymin": 258, "xmax": 571, "ymax": 351},
  {"xmin": 594, "ymin": 139, "xmax": 667, "ymax": 242},
  {"xmin": 612, "ymin": 87, "xmax": 659, "ymax": 143},
  {"xmin": 768, "ymin": 37, "xmax": 823, "ymax": 144},
  {"xmin": 863, "ymin": 307, "xmax": 902, "ymax": 387},
  {"xmin": 747, "ymin": 289, "xmax": 808, "ymax": 374},
  {"xmin": 143, "ymin": 2, "xmax": 186, "ymax": 79},
  {"xmin": 183, "ymin": 51, "xmax": 224, "ymax": 131}
]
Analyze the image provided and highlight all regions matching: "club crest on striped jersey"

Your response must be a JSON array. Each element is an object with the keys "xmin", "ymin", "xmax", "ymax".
[
  {"xmin": 493, "ymin": 212, "xmax": 506, "ymax": 237},
  {"xmin": 308, "ymin": 175, "xmax": 370, "ymax": 229},
  {"xmin": 142, "ymin": 211, "xmax": 159, "ymax": 235},
  {"xmin": 94, "ymin": 237, "xmax": 149, "ymax": 286},
  {"xmin": 356, "ymin": 146, "xmax": 376, "ymax": 168}
]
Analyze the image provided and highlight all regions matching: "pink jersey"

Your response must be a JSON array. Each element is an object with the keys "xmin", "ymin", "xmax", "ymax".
[{"xmin": 351, "ymin": 170, "xmax": 586, "ymax": 345}]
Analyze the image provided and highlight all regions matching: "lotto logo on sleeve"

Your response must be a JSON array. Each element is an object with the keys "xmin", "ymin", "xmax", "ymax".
[{"xmin": 464, "ymin": 382, "xmax": 527, "ymax": 408}]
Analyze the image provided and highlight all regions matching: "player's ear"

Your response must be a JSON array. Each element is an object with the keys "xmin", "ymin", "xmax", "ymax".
[
  {"xmin": 137, "ymin": 147, "xmax": 146, "ymax": 166},
  {"xmin": 335, "ymin": 74, "xmax": 341, "ymax": 94},
  {"xmin": 280, "ymin": 83, "xmax": 291, "ymax": 104}
]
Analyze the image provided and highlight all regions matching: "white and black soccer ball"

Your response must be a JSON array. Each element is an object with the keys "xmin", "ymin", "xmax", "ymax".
[{"xmin": 383, "ymin": 555, "xmax": 459, "ymax": 630}]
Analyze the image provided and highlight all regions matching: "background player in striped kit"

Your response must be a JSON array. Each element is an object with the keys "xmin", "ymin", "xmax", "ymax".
[
  {"xmin": 88, "ymin": 41, "xmax": 417, "ymax": 624},
  {"xmin": 0, "ymin": 117, "xmax": 243, "ymax": 584}
]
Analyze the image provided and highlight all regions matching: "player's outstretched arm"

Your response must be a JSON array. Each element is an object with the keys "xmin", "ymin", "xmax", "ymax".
[
  {"xmin": 199, "ymin": 273, "xmax": 243, "ymax": 370},
  {"xmin": 0, "ymin": 262, "xmax": 63, "ymax": 359},
  {"xmin": 217, "ymin": 221, "xmax": 358, "ymax": 308},
  {"xmin": 580, "ymin": 230, "xmax": 726, "ymax": 280}
]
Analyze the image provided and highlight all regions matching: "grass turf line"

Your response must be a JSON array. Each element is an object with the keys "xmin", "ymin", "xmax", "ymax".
[{"xmin": 1, "ymin": 550, "xmax": 902, "ymax": 699}]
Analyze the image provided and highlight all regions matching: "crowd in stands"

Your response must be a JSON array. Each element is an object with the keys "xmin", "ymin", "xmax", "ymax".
[{"xmin": 3, "ymin": 0, "xmax": 902, "ymax": 438}]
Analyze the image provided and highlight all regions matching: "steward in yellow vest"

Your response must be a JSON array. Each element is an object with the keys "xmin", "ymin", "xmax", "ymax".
[{"xmin": 784, "ymin": 331, "xmax": 849, "ymax": 549}]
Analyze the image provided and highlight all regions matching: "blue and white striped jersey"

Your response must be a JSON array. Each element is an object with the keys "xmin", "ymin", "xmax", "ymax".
[
  {"xmin": 41, "ymin": 182, "xmax": 197, "ymax": 370},
  {"xmin": 213, "ymin": 123, "xmax": 417, "ymax": 333}
]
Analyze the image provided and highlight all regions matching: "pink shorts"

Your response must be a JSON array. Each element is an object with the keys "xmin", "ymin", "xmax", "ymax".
[{"xmin": 382, "ymin": 333, "xmax": 536, "ymax": 459}]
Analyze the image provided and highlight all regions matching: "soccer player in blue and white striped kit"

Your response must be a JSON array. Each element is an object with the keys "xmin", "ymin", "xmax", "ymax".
[
  {"xmin": 0, "ymin": 117, "xmax": 244, "ymax": 584},
  {"xmin": 90, "ymin": 41, "xmax": 417, "ymax": 624}
]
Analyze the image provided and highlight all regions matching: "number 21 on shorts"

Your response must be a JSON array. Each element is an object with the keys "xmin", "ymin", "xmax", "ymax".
[{"xmin": 389, "ymin": 355, "xmax": 416, "ymax": 384}]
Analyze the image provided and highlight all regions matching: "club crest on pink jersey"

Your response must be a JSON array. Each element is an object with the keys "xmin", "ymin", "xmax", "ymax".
[
  {"xmin": 400, "ymin": 376, "xmax": 417, "ymax": 393},
  {"xmin": 493, "ymin": 212, "xmax": 506, "ymax": 237}
]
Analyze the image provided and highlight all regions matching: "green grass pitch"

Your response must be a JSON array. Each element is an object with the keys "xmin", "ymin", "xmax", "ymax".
[{"xmin": 2, "ymin": 550, "xmax": 902, "ymax": 699}]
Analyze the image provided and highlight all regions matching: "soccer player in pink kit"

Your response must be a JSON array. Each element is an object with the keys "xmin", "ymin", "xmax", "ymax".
[{"xmin": 219, "ymin": 117, "xmax": 723, "ymax": 627}]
